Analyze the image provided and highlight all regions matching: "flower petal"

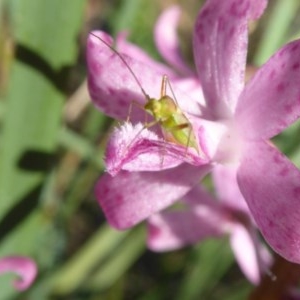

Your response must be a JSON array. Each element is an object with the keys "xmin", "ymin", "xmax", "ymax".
[
  {"xmin": 105, "ymin": 122, "xmax": 210, "ymax": 176},
  {"xmin": 174, "ymin": 77, "xmax": 206, "ymax": 107},
  {"xmin": 0, "ymin": 256, "xmax": 37, "ymax": 291},
  {"xmin": 105, "ymin": 123, "xmax": 184, "ymax": 175},
  {"xmin": 237, "ymin": 141, "xmax": 300, "ymax": 263},
  {"xmin": 181, "ymin": 184, "xmax": 218, "ymax": 206},
  {"xmin": 87, "ymin": 31, "xmax": 202, "ymax": 121},
  {"xmin": 147, "ymin": 209, "xmax": 224, "ymax": 251},
  {"xmin": 236, "ymin": 40, "xmax": 300, "ymax": 140},
  {"xmin": 147, "ymin": 186, "xmax": 226, "ymax": 251},
  {"xmin": 116, "ymin": 32, "xmax": 175, "ymax": 77},
  {"xmin": 230, "ymin": 224, "xmax": 263, "ymax": 284},
  {"xmin": 212, "ymin": 164, "xmax": 250, "ymax": 213},
  {"xmin": 95, "ymin": 164, "xmax": 211, "ymax": 229},
  {"xmin": 193, "ymin": 0, "xmax": 267, "ymax": 116},
  {"xmin": 154, "ymin": 5, "xmax": 193, "ymax": 75}
]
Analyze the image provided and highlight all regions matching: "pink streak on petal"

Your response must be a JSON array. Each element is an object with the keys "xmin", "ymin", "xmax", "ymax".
[
  {"xmin": 105, "ymin": 123, "xmax": 209, "ymax": 176},
  {"xmin": 193, "ymin": 0, "xmax": 267, "ymax": 116},
  {"xmin": 154, "ymin": 5, "xmax": 193, "ymax": 75},
  {"xmin": 237, "ymin": 141, "xmax": 300, "ymax": 263},
  {"xmin": 96, "ymin": 164, "xmax": 211, "ymax": 229},
  {"xmin": 105, "ymin": 123, "xmax": 187, "ymax": 175},
  {"xmin": 0, "ymin": 256, "xmax": 37, "ymax": 291},
  {"xmin": 105, "ymin": 122, "xmax": 179, "ymax": 175},
  {"xmin": 236, "ymin": 40, "xmax": 300, "ymax": 140}
]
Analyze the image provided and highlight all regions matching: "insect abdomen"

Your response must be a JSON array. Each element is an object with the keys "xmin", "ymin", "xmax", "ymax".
[{"xmin": 162, "ymin": 115, "xmax": 198, "ymax": 152}]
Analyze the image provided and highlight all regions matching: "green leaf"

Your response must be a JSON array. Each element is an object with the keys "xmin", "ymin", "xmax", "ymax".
[
  {"xmin": 0, "ymin": 0, "xmax": 85, "ymax": 298},
  {"xmin": 45, "ymin": 226, "xmax": 145, "ymax": 296},
  {"xmin": 176, "ymin": 238, "xmax": 235, "ymax": 300},
  {"xmin": 0, "ymin": 0, "xmax": 84, "ymax": 219},
  {"xmin": 0, "ymin": 61, "xmax": 63, "ymax": 218},
  {"xmin": 9, "ymin": 0, "xmax": 85, "ymax": 69},
  {"xmin": 254, "ymin": 0, "xmax": 300, "ymax": 65}
]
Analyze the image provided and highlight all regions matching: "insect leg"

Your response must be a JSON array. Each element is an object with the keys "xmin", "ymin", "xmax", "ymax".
[
  {"xmin": 165, "ymin": 122, "xmax": 195, "ymax": 156},
  {"xmin": 126, "ymin": 100, "xmax": 147, "ymax": 122},
  {"xmin": 160, "ymin": 75, "xmax": 180, "ymax": 107},
  {"xmin": 160, "ymin": 75, "xmax": 168, "ymax": 97}
]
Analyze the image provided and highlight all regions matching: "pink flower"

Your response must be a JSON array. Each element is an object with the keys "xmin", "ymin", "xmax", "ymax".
[
  {"xmin": 192, "ymin": 0, "xmax": 300, "ymax": 264},
  {"xmin": 87, "ymin": 6, "xmax": 210, "ymax": 229},
  {"xmin": 0, "ymin": 256, "xmax": 37, "ymax": 291},
  {"xmin": 87, "ymin": 0, "xmax": 300, "ymax": 263},
  {"xmin": 147, "ymin": 165, "xmax": 272, "ymax": 284}
]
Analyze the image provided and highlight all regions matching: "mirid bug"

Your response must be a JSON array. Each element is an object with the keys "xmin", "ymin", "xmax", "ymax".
[{"xmin": 90, "ymin": 32, "xmax": 199, "ymax": 154}]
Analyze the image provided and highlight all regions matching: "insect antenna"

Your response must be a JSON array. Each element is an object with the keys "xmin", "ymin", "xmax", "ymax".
[
  {"xmin": 90, "ymin": 32, "xmax": 163, "ymax": 157},
  {"xmin": 90, "ymin": 32, "xmax": 150, "ymax": 101}
]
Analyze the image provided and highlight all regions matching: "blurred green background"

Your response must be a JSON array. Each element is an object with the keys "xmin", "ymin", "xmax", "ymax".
[{"xmin": 0, "ymin": 0, "xmax": 300, "ymax": 299}]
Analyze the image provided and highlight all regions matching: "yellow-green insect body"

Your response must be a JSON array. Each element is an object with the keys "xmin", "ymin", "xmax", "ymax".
[{"xmin": 143, "ymin": 77, "xmax": 199, "ymax": 153}]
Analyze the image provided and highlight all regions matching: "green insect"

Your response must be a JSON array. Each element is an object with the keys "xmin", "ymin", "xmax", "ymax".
[{"xmin": 91, "ymin": 32, "xmax": 199, "ymax": 154}]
